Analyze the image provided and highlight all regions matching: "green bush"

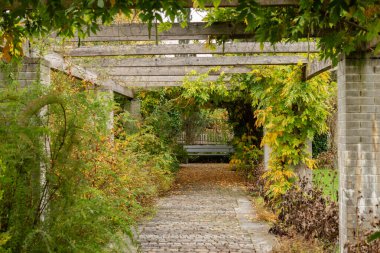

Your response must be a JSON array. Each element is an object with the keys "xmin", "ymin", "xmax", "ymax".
[
  {"xmin": 0, "ymin": 71, "xmax": 177, "ymax": 252},
  {"xmin": 312, "ymin": 134, "xmax": 329, "ymax": 158}
]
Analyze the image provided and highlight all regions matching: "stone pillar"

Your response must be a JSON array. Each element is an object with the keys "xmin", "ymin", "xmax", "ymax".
[
  {"xmin": 38, "ymin": 60, "xmax": 51, "ymax": 221},
  {"xmin": 263, "ymin": 127, "xmax": 312, "ymax": 185},
  {"xmin": 263, "ymin": 128, "xmax": 271, "ymax": 171},
  {"xmin": 337, "ymin": 53, "xmax": 380, "ymax": 251},
  {"xmin": 129, "ymin": 99, "xmax": 142, "ymax": 120},
  {"xmin": 295, "ymin": 140, "xmax": 313, "ymax": 184},
  {"xmin": 0, "ymin": 58, "xmax": 53, "ymax": 221},
  {"xmin": 97, "ymin": 89, "xmax": 114, "ymax": 141}
]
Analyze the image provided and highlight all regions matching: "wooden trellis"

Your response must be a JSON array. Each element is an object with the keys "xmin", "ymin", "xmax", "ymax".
[{"xmin": 59, "ymin": 39, "xmax": 330, "ymax": 88}]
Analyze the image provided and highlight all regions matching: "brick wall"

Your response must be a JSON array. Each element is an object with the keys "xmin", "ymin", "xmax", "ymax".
[{"xmin": 338, "ymin": 53, "xmax": 380, "ymax": 251}]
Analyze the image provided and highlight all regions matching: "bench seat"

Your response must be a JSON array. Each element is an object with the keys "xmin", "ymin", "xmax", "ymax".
[{"xmin": 183, "ymin": 144, "xmax": 234, "ymax": 156}]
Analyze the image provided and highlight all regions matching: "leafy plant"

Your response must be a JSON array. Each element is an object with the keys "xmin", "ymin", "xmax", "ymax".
[
  {"xmin": 368, "ymin": 230, "xmax": 380, "ymax": 242},
  {"xmin": 230, "ymin": 134, "xmax": 262, "ymax": 178},
  {"xmin": 312, "ymin": 133, "xmax": 329, "ymax": 158},
  {"xmin": 248, "ymin": 65, "xmax": 336, "ymax": 201},
  {"xmin": 205, "ymin": 1, "xmax": 380, "ymax": 63},
  {"xmin": 270, "ymin": 179, "xmax": 339, "ymax": 247},
  {"xmin": 0, "ymin": 67, "xmax": 178, "ymax": 252}
]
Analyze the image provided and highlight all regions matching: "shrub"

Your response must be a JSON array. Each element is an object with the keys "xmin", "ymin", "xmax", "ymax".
[
  {"xmin": 229, "ymin": 134, "xmax": 263, "ymax": 178},
  {"xmin": 270, "ymin": 180, "xmax": 339, "ymax": 247},
  {"xmin": 312, "ymin": 133, "xmax": 329, "ymax": 158},
  {"xmin": 0, "ymin": 71, "xmax": 177, "ymax": 252}
]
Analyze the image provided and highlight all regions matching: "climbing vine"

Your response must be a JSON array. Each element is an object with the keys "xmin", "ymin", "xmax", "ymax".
[{"xmin": 249, "ymin": 65, "xmax": 336, "ymax": 201}]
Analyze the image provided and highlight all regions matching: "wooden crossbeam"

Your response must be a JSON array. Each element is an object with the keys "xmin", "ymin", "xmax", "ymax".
[
  {"xmin": 119, "ymin": 81, "xmax": 186, "ymax": 88},
  {"xmin": 117, "ymin": 80, "xmax": 230, "ymax": 88},
  {"xmin": 43, "ymin": 53, "xmax": 133, "ymax": 97},
  {"xmin": 305, "ymin": 59, "xmax": 332, "ymax": 80},
  {"xmin": 67, "ymin": 22, "xmax": 250, "ymax": 42},
  {"xmin": 63, "ymin": 42, "xmax": 318, "ymax": 56},
  {"xmin": 114, "ymin": 75, "xmax": 229, "ymax": 82},
  {"xmin": 76, "ymin": 55, "xmax": 307, "ymax": 68},
  {"xmin": 64, "ymin": 21, "xmax": 325, "ymax": 42},
  {"xmin": 91, "ymin": 66, "xmax": 252, "ymax": 76}
]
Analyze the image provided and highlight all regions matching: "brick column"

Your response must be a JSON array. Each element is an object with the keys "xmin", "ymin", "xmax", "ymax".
[{"xmin": 337, "ymin": 53, "xmax": 380, "ymax": 251}]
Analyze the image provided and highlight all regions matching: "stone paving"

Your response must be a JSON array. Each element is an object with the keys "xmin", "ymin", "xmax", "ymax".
[{"xmin": 137, "ymin": 164, "xmax": 277, "ymax": 253}]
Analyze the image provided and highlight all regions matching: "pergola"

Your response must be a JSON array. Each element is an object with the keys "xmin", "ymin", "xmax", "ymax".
[
  {"xmin": 5, "ymin": 1, "xmax": 378, "ymax": 251},
  {"xmin": 52, "ymin": 28, "xmax": 331, "ymax": 89}
]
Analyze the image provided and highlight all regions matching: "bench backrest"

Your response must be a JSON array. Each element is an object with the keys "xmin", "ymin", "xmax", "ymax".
[{"xmin": 183, "ymin": 144, "xmax": 234, "ymax": 153}]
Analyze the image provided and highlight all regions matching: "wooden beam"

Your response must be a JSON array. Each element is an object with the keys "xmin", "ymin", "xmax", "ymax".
[
  {"xmin": 63, "ymin": 42, "xmax": 318, "ymax": 57},
  {"xmin": 91, "ymin": 66, "xmax": 253, "ymax": 76},
  {"xmin": 66, "ymin": 22, "xmax": 250, "ymax": 42},
  {"xmin": 63, "ymin": 21, "xmax": 325, "ymax": 42},
  {"xmin": 114, "ymin": 75, "xmax": 229, "ymax": 82},
  {"xmin": 43, "ymin": 53, "xmax": 133, "ymax": 97},
  {"xmin": 305, "ymin": 59, "xmax": 332, "ymax": 80},
  {"xmin": 76, "ymin": 55, "xmax": 308, "ymax": 68},
  {"xmin": 118, "ymin": 81, "xmax": 207, "ymax": 88}
]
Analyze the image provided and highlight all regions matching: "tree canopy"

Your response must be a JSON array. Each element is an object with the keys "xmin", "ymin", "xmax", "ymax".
[{"xmin": 1, "ymin": 0, "xmax": 379, "ymax": 62}]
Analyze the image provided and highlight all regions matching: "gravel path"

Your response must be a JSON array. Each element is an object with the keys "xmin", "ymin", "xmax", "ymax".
[{"xmin": 137, "ymin": 163, "xmax": 277, "ymax": 253}]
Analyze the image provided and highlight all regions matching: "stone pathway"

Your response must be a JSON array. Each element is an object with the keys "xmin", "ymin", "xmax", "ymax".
[{"xmin": 138, "ymin": 164, "xmax": 277, "ymax": 253}]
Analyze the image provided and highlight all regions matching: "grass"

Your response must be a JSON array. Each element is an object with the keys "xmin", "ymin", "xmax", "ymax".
[
  {"xmin": 272, "ymin": 235, "xmax": 327, "ymax": 253},
  {"xmin": 313, "ymin": 168, "xmax": 339, "ymax": 202}
]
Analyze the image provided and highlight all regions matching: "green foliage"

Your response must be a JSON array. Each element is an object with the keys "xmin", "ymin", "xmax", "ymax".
[
  {"xmin": 181, "ymin": 69, "xmax": 263, "ymax": 144},
  {"xmin": 245, "ymin": 65, "xmax": 335, "ymax": 200},
  {"xmin": 313, "ymin": 169, "xmax": 338, "ymax": 202},
  {"xmin": 230, "ymin": 134, "xmax": 263, "ymax": 179},
  {"xmin": 2, "ymin": 0, "xmax": 379, "ymax": 63},
  {"xmin": 0, "ymin": 69, "xmax": 177, "ymax": 252},
  {"xmin": 137, "ymin": 88, "xmax": 183, "ymax": 145},
  {"xmin": 179, "ymin": 65, "xmax": 335, "ymax": 201},
  {"xmin": 0, "ymin": 159, "xmax": 10, "ymax": 253},
  {"xmin": 206, "ymin": 1, "xmax": 380, "ymax": 63},
  {"xmin": 0, "ymin": 0, "xmax": 189, "ymax": 60},
  {"xmin": 312, "ymin": 133, "xmax": 328, "ymax": 158},
  {"xmin": 368, "ymin": 231, "xmax": 380, "ymax": 243},
  {"xmin": 138, "ymin": 64, "xmax": 335, "ymax": 205}
]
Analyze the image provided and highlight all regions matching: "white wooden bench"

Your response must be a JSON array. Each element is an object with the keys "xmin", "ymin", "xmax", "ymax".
[{"xmin": 183, "ymin": 144, "xmax": 234, "ymax": 157}]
